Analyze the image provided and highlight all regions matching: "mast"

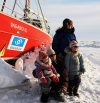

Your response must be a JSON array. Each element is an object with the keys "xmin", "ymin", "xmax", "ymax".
[
  {"xmin": 1, "ymin": 0, "xmax": 6, "ymax": 12},
  {"xmin": 24, "ymin": 0, "xmax": 30, "ymax": 18},
  {"xmin": 24, "ymin": 0, "xmax": 48, "ymax": 32}
]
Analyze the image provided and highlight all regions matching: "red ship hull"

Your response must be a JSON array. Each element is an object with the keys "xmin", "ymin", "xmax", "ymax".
[{"xmin": 0, "ymin": 11, "xmax": 52, "ymax": 60}]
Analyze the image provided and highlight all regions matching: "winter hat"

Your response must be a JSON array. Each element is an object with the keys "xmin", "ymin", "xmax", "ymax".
[
  {"xmin": 46, "ymin": 49, "xmax": 55, "ymax": 56},
  {"xmin": 69, "ymin": 40, "xmax": 79, "ymax": 48},
  {"xmin": 39, "ymin": 51, "xmax": 48, "ymax": 59}
]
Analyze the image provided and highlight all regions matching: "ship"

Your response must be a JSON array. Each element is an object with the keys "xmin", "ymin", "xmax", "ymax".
[{"xmin": 0, "ymin": 0, "xmax": 52, "ymax": 60}]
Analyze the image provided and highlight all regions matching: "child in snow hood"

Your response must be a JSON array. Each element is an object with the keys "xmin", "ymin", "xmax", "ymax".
[
  {"xmin": 35, "ymin": 51, "xmax": 60, "ymax": 103},
  {"xmin": 64, "ymin": 40, "xmax": 86, "ymax": 97}
]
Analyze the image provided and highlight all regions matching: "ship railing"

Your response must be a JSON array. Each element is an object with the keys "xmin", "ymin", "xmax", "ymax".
[
  {"xmin": 0, "ymin": 3, "xmax": 24, "ymax": 17},
  {"xmin": 0, "ymin": 3, "xmax": 49, "ymax": 34}
]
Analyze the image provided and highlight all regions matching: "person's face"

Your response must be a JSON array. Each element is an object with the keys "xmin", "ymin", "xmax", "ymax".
[
  {"xmin": 71, "ymin": 46, "xmax": 78, "ymax": 52},
  {"xmin": 66, "ymin": 20, "xmax": 73, "ymax": 29},
  {"xmin": 42, "ymin": 57, "xmax": 49, "ymax": 64},
  {"xmin": 49, "ymin": 53, "xmax": 56, "ymax": 61}
]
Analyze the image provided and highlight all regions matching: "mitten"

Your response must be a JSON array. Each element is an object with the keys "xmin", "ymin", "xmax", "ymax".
[
  {"xmin": 51, "ymin": 76, "xmax": 55, "ymax": 82},
  {"xmin": 51, "ymin": 76, "xmax": 59, "ymax": 82},
  {"xmin": 41, "ymin": 78, "xmax": 47, "ymax": 83},
  {"xmin": 55, "ymin": 76, "xmax": 59, "ymax": 82}
]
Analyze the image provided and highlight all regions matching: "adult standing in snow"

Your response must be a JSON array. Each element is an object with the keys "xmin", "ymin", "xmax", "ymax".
[
  {"xmin": 46, "ymin": 48, "xmax": 68, "ymax": 95},
  {"xmin": 64, "ymin": 40, "xmax": 86, "ymax": 97},
  {"xmin": 52, "ymin": 18, "xmax": 77, "ymax": 62},
  {"xmin": 35, "ymin": 51, "xmax": 62, "ymax": 103}
]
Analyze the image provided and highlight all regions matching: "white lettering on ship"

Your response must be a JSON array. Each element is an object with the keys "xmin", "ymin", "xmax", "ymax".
[
  {"xmin": 11, "ymin": 22, "xmax": 27, "ymax": 33},
  {"xmin": 10, "ymin": 46, "xmax": 22, "ymax": 51}
]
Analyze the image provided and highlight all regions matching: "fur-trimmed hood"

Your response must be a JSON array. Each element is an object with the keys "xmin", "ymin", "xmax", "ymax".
[
  {"xmin": 64, "ymin": 47, "xmax": 86, "ymax": 80},
  {"xmin": 35, "ymin": 56, "xmax": 60, "ymax": 79},
  {"xmin": 56, "ymin": 27, "xmax": 75, "ymax": 34},
  {"xmin": 35, "ymin": 56, "xmax": 51, "ymax": 67},
  {"xmin": 64, "ymin": 47, "xmax": 79, "ymax": 57}
]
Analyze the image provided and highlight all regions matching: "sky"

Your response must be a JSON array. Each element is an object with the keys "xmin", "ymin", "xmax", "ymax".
[
  {"xmin": 0, "ymin": 0, "xmax": 100, "ymax": 40},
  {"xmin": 46, "ymin": 0, "xmax": 100, "ymax": 40}
]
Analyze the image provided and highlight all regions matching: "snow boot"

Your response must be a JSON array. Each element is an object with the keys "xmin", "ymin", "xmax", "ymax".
[
  {"xmin": 57, "ymin": 87, "xmax": 65, "ymax": 102},
  {"xmin": 40, "ymin": 93, "xmax": 49, "ymax": 103},
  {"xmin": 50, "ymin": 87, "xmax": 65, "ymax": 102},
  {"xmin": 68, "ymin": 87, "xmax": 73, "ymax": 96},
  {"xmin": 73, "ymin": 87, "xmax": 79, "ymax": 97}
]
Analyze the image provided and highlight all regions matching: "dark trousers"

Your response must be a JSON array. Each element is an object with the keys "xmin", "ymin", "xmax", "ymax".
[
  {"xmin": 69, "ymin": 76, "xmax": 81, "ymax": 88},
  {"xmin": 40, "ymin": 77, "xmax": 52, "ymax": 94}
]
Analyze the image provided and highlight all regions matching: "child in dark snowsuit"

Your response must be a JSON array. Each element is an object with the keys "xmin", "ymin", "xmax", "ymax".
[
  {"xmin": 35, "ymin": 51, "xmax": 60, "ymax": 103},
  {"xmin": 64, "ymin": 40, "xmax": 86, "ymax": 97}
]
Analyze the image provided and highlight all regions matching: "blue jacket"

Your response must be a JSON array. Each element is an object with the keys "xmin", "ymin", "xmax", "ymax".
[
  {"xmin": 52, "ymin": 27, "xmax": 77, "ymax": 56},
  {"xmin": 64, "ymin": 47, "xmax": 86, "ymax": 80}
]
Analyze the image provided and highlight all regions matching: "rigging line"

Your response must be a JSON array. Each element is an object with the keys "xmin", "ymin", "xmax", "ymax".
[
  {"xmin": 31, "ymin": 0, "xmax": 36, "ymax": 16},
  {"xmin": 35, "ymin": 0, "xmax": 39, "ymax": 14},
  {"xmin": 16, "ymin": 1, "xmax": 23, "ymax": 11},
  {"xmin": 43, "ymin": 0, "xmax": 45, "ymax": 16},
  {"xmin": 32, "ymin": 0, "xmax": 40, "ymax": 19},
  {"xmin": 11, "ymin": 0, "xmax": 17, "ymax": 15},
  {"xmin": 45, "ymin": 0, "xmax": 47, "ymax": 18},
  {"xmin": 19, "ymin": 0, "xmax": 24, "ymax": 9},
  {"xmin": 44, "ymin": 0, "xmax": 47, "ymax": 19},
  {"xmin": 37, "ymin": 0, "xmax": 47, "ymax": 32},
  {"xmin": 0, "ymin": 3, "xmax": 24, "ymax": 16}
]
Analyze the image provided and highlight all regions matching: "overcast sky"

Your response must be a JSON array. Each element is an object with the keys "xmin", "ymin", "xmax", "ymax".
[
  {"xmin": 1, "ymin": 0, "xmax": 100, "ymax": 40},
  {"xmin": 46, "ymin": 0, "xmax": 100, "ymax": 40}
]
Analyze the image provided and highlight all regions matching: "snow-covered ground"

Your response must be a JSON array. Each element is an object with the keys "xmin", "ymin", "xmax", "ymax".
[{"xmin": 0, "ymin": 41, "xmax": 100, "ymax": 103}]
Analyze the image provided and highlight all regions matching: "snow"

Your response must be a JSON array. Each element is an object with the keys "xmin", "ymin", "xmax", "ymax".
[
  {"xmin": 78, "ymin": 40, "xmax": 100, "ymax": 48},
  {"xmin": 0, "ymin": 58, "xmax": 28, "ymax": 88},
  {"xmin": 0, "ymin": 41, "xmax": 100, "ymax": 103}
]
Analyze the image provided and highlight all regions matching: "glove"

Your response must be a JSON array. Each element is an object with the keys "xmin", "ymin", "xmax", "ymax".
[
  {"xmin": 55, "ymin": 76, "xmax": 59, "ymax": 82},
  {"xmin": 51, "ymin": 76, "xmax": 55, "ymax": 82},
  {"xmin": 41, "ymin": 78, "xmax": 47, "ymax": 83},
  {"xmin": 51, "ymin": 76, "xmax": 59, "ymax": 82}
]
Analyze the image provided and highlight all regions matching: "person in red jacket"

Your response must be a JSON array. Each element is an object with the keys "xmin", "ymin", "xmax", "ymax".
[{"xmin": 34, "ymin": 51, "xmax": 65, "ymax": 103}]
